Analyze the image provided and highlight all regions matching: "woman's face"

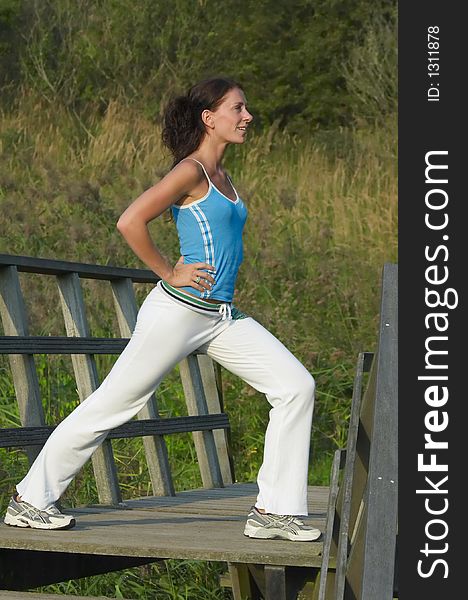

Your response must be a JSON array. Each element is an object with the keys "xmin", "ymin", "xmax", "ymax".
[{"xmin": 204, "ymin": 87, "xmax": 253, "ymax": 144}]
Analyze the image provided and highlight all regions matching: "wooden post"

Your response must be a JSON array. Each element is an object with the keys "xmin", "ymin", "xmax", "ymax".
[
  {"xmin": 228, "ymin": 563, "xmax": 258, "ymax": 600},
  {"xmin": 179, "ymin": 354, "xmax": 224, "ymax": 488},
  {"xmin": 111, "ymin": 278, "xmax": 175, "ymax": 496},
  {"xmin": 56, "ymin": 272, "xmax": 122, "ymax": 505},
  {"xmin": 317, "ymin": 448, "xmax": 344, "ymax": 600},
  {"xmin": 0, "ymin": 266, "xmax": 45, "ymax": 463},
  {"xmin": 333, "ymin": 352, "xmax": 370, "ymax": 600},
  {"xmin": 264, "ymin": 565, "xmax": 286, "ymax": 600},
  {"xmin": 197, "ymin": 355, "xmax": 234, "ymax": 484}
]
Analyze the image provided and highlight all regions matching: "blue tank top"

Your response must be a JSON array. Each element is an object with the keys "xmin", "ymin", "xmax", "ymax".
[{"xmin": 171, "ymin": 158, "xmax": 248, "ymax": 302}]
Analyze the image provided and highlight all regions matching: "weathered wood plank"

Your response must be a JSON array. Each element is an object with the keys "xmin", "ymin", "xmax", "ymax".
[
  {"xmin": 264, "ymin": 565, "xmax": 287, "ymax": 600},
  {"xmin": 0, "ymin": 336, "xmax": 218, "ymax": 355},
  {"xmin": 0, "ymin": 336, "xmax": 128, "ymax": 354},
  {"xmin": 0, "ymin": 254, "xmax": 158, "ymax": 283},
  {"xmin": 0, "ymin": 414, "xmax": 230, "ymax": 448},
  {"xmin": 344, "ymin": 499, "xmax": 367, "ymax": 598},
  {"xmin": 333, "ymin": 352, "xmax": 371, "ymax": 600},
  {"xmin": 111, "ymin": 278, "xmax": 175, "ymax": 497},
  {"xmin": 197, "ymin": 355, "xmax": 234, "ymax": 485},
  {"xmin": 56, "ymin": 272, "xmax": 121, "ymax": 506},
  {"xmin": 247, "ymin": 564, "xmax": 267, "ymax": 598},
  {"xmin": 317, "ymin": 448, "xmax": 344, "ymax": 600},
  {"xmin": 116, "ymin": 502, "xmax": 327, "ymax": 518},
  {"xmin": 120, "ymin": 484, "xmax": 329, "ymax": 516},
  {"xmin": 347, "ymin": 361, "xmax": 374, "ymax": 544},
  {"xmin": 227, "ymin": 563, "xmax": 258, "ymax": 600},
  {"xmin": 0, "ymin": 266, "xmax": 45, "ymax": 463},
  {"xmin": 179, "ymin": 355, "xmax": 224, "ymax": 488}
]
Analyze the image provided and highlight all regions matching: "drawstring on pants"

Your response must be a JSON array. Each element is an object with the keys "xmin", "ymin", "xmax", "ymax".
[{"xmin": 219, "ymin": 303, "xmax": 232, "ymax": 321}]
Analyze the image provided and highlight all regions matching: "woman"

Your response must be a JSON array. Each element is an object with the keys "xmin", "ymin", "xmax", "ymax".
[{"xmin": 4, "ymin": 77, "xmax": 320, "ymax": 542}]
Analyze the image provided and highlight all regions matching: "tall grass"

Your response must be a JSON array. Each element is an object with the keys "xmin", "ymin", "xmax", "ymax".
[{"xmin": 0, "ymin": 95, "xmax": 396, "ymax": 597}]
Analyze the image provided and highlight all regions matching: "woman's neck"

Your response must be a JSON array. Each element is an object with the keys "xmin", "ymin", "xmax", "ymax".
[{"xmin": 193, "ymin": 136, "xmax": 229, "ymax": 172}]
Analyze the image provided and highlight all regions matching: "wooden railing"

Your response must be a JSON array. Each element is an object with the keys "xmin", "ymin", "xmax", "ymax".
[
  {"xmin": 0, "ymin": 253, "xmax": 234, "ymax": 506},
  {"xmin": 317, "ymin": 263, "xmax": 398, "ymax": 600}
]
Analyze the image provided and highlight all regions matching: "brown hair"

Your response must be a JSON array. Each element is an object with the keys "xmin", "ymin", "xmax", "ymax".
[{"xmin": 161, "ymin": 77, "xmax": 243, "ymax": 168}]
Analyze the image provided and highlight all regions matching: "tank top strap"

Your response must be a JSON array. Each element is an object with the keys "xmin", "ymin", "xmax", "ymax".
[
  {"xmin": 225, "ymin": 173, "xmax": 239, "ymax": 201},
  {"xmin": 182, "ymin": 157, "xmax": 212, "ymax": 187},
  {"xmin": 182, "ymin": 157, "xmax": 238, "ymax": 201}
]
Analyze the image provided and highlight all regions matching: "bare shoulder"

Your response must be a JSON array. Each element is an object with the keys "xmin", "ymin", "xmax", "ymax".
[
  {"xmin": 169, "ymin": 158, "xmax": 205, "ymax": 192},
  {"xmin": 170, "ymin": 157, "xmax": 209, "ymax": 205}
]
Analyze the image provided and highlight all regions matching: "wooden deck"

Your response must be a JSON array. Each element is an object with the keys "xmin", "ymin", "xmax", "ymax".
[
  {"xmin": 0, "ymin": 256, "xmax": 398, "ymax": 598},
  {"xmin": 0, "ymin": 483, "xmax": 327, "ymax": 568}
]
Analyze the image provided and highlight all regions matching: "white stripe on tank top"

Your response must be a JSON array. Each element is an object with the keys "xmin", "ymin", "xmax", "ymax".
[{"xmin": 188, "ymin": 204, "xmax": 215, "ymax": 298}]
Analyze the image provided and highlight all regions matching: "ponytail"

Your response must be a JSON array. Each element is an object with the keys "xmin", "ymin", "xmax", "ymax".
[
  {"xmin": 162, "ymin": 77, "xmax": 242, "ymax": 168},
  {"xmin": 161, "ymin": 95, "xmax": 205, "ymax": 168}
]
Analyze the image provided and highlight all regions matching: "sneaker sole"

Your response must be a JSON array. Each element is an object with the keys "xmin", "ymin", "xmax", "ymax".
[
  {"xmin": 4, "ymin": 513, "xmax": 76, "ymax": 530},
  {"xmin": 243, "ymin": 522, "xmax": 321, "ymax": 542}
]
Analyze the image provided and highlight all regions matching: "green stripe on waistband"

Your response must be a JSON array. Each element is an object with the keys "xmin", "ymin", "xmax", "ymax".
[
  {"xmin": 161, "ymin": 281, "xmax": 249, "ymax": 319},
  {"xmin": 161, "ymin": 281, "xmax": 222, "ymax": 310}
]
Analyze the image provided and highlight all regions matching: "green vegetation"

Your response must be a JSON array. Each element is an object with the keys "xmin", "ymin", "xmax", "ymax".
[
  {"xmin": 1, "ymin": 0, "xmax": 396, "ymax": 130},
  {"xmin": 0, "ymin": 1, "xmax": 397, "ymax": 597}
]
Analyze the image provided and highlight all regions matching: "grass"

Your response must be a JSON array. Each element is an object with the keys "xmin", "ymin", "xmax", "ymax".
[{"xmin": 0, "ymin": 94, "xmax": 396, "ymax": 597}]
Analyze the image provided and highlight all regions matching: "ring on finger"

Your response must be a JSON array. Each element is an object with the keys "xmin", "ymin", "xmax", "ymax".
[{"xmin": 195, "ymin": 275, "xmax": 201, "ymax": 284}]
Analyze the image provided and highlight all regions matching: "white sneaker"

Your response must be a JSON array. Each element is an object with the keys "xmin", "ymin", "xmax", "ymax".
[
  {"xmin": 4, "ymin": 495, "xmax": 76, "ymax": 530},
  {"xmin": 244, "ymin": 506, "xmax": 321, "ymax": 542}
]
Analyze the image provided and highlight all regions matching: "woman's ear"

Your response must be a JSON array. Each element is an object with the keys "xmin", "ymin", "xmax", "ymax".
[{"xmin": 201, "ymin": 109, "xmax": 215, "ymax": 129}]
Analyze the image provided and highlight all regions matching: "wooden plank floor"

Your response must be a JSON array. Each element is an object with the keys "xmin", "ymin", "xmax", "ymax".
[{"xmin": 0, "ymin": 483, "xmax": 328, "ymax": 568}]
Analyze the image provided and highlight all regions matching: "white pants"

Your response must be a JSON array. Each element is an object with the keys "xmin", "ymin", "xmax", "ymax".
[{"xmin": 17, "ymin": 282, "xmax": 315, "ymax": 515}]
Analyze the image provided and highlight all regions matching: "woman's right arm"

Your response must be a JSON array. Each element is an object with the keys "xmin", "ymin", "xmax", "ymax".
[{"xmin": 116, "ymin": 161, "xmax": 215, "ymax": 291}]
